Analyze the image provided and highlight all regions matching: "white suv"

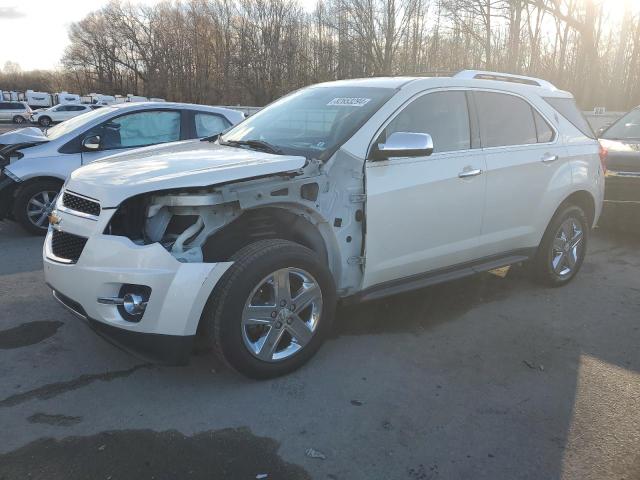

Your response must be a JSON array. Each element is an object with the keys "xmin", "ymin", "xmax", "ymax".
[
  {"xmin": 31, "ymin": 104, "xmax": 95, "ymax": 127},
  {"xmin": 43, "ymin": 71, "xmax": 604, "ymax": 378}
]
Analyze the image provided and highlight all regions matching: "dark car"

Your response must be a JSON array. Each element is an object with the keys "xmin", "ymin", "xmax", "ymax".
[{"xmin": 598, "ymin": 107, "xmax": 640, "ymax": 231}]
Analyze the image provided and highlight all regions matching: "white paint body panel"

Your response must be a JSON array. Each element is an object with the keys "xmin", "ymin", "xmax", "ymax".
[
  {"xmin": 66, "ymin": 141, "xmax": 306, "ymax": 207},
  {"xmin": 363, "ymin": 149, "xmax": 487, "ymax": 288}
]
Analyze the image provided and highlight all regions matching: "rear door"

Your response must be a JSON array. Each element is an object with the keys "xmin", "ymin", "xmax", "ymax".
[
  {"xmin": 473, "ymin": 90, "xmax": 566, "ymax": 257},
  {"xmin": 80, "ymin": 109, "xmax": 183, "ymax": 164},
  {"xmin": 363, "ymin": 89, "xmax": 487, "ymax": 289}
]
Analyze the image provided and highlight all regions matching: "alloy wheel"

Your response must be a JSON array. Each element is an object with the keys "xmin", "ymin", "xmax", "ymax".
[
  {"xmin": 26, "ymin": 190, "xmax": 58, "ymax": 230},
  {"xmin": 241, "ymin": 267, "xmax": 323, "ymax": 362},
  {"xmin": 550, "ymin": 217, "xmax": 584, "ymax": 278}
]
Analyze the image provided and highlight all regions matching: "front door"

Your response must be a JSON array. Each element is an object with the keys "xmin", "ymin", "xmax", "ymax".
[{"xmin": 363, "ymin": 90, "xmax": 487, "ymax": 289}]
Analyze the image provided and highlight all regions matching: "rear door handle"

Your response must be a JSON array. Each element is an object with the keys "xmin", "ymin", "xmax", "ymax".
[
  {"xmin": 458, "ymin": 168, "xmax": 483, "ymax": 178},
  {"xmin": 541, "ymin": 153, "xmax": 559, "ymax": 163}
]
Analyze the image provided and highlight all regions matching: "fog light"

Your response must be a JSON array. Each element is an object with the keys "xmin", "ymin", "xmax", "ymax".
[{"xmin": 123, "ymin": 293, "xmax": 147, "ymax": 315}]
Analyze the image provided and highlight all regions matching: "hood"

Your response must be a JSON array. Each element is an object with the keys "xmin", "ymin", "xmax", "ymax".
[
  {"xmin": 599, "ymin": 138, "xmax": 640, "ymax": 173},
  {"xmin": 0, "ymin": 127, "xmax": 49, "ymax": 146},
  {"xmin": 66, "ymin": 140, "xmax": 306, "ymax": 207}
]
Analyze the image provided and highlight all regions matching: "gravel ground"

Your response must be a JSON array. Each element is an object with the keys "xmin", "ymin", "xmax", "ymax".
[{"xmin": 0, "ymin": 217, "xmax": 638, "ymax": 480}]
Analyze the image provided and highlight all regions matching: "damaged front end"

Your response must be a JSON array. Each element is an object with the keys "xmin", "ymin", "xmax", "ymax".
[{"xmin": 101, "ymin": 149, "xmax": 366, "ymax": 296}]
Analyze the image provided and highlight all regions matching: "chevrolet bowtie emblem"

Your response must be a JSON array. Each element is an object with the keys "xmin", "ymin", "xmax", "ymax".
[{"xmin": 48, "ymin": 213, "xmax": 61, "ymax": 226}]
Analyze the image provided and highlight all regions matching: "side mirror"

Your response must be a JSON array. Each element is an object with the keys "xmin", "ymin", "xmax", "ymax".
[
  {"xmin": 82, "ymin": 135, "xmax": 101, "ymax": 151},
  {"xmin": 375, "ymin": 132, "xmax": 434, "ymax": 160}
]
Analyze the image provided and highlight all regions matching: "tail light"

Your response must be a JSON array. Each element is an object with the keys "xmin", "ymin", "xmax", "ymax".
[{"xmin": 599, "ymin": 144, "xmax": 608, "ymax": 174}]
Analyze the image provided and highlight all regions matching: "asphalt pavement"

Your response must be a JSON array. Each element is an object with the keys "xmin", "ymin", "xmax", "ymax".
[{"xmin": 0, "ymin": 217, "xmax": 638, "ymax": 479}]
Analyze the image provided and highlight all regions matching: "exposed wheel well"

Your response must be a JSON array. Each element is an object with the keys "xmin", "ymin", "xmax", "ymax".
[
  {"xmin": 202, "ymin": 207, "xmax": 328, "ymax": 264},
  {"xmin": 559, "ymin": 190, "xmax": 596, "ymax": 227}
]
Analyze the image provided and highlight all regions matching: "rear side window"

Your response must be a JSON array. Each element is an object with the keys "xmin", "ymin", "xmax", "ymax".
[
  {"xmin": 0, "ymin": 103, "xmax": 9, "ymax": 110},
  {"xmin": 384, "ymin": 91, "xmax": 471, "ymax": 153},
  {"xmin": 475, "ymin": 92, "xmax": 538, "ymax": 147},
  {"xmin": 543, "ymin": 97, "xmax": 595, "ymax": 139}
]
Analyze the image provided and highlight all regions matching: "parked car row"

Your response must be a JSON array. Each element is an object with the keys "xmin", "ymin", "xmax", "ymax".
[{"xmin": 0, "ymin": 70, "xmax": 607, "ymax": 379}]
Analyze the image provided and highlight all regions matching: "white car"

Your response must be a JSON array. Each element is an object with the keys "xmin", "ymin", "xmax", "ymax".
[
  {"xmin": 0, "ymin": 101, "xmax": 32, "ymax": 124},
  {"xmin": 43, "ymin": 71, "xmax": 604, "ymax": 378},
  {"xmin": 0, "ymin": 102, "xmax": 245, "ymax": 234},
  {"xmin": 31, "ymin": 104, "xmax": 96, "ymax": 127}
]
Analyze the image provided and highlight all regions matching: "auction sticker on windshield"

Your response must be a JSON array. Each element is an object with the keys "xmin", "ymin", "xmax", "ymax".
[{"xmin": 327, "ymin": 97, "xmax": 371, "ymax": 107}]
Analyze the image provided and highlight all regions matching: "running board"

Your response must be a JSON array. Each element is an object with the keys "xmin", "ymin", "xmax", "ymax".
[{"xmin": 353, "ymin": 251, "xmax": 533, "ymax": 303}]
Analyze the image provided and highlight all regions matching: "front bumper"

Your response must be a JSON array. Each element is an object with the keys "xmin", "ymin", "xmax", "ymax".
[{"xmin": 43, "ymin": 209, "xmax": 232, "ymax": 364}]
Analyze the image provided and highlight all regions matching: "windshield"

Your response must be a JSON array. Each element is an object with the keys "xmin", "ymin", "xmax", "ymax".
[
  {"xmin": 221, "ymin": 86, "xmax": 395, "ymax": 160},
  {"xmin": 602, "ymin": 108, "xmax": 640, "ymax": 140},
  {"xmin": 45, "ymin": 106, "xmax": 117, "ymax": 140}
]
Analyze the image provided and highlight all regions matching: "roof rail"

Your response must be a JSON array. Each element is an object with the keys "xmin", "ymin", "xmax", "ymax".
[{"xmin": 453, "ymin": 70, "xmax": 558, "ymax": 91}]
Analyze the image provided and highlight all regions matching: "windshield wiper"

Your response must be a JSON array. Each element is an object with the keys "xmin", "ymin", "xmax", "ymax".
[
  {"xmin": 201, "ymin": 132, "xmax": 221, "ymax": 142},
  {"xmin": 220, "ymin": 139, "xmax": 282, "ymax": 154}
]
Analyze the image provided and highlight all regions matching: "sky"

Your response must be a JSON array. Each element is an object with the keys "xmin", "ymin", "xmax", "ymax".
[
  {"xmin": 0, "ymin": 0, "xmax": 318, "ymax": 71},
  {"xmin": 0, "ymin": 0, "xmax": 633, "ymax": 72}
]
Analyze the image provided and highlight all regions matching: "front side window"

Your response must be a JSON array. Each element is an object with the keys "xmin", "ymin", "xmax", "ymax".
[
  {"xmin": 46, "ymin": 106, "xmax": 116, "ymax": 140},
  {"xmin": 601, "ymin": 108, "xmax": 640, "ymax": 140},
  {"xmin": 221, "ymin": 86, "xmax": 394, "ymax": 160},
  {"xmin": 475, "ymin": 92, "xmax": 538, "ymax": 147},
  {"xmin": 90, "ymin": 110, "xmax": 181, "ymax": 149},
  {"xmin": 195, "ymin": 113, "xmax": 230, "ymax": 137},
  {"xmin": 382, "ymin": 91, "xmax": 471, "ymax": 153}
]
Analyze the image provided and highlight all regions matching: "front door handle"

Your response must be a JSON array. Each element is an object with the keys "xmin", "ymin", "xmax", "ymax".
[
  {"xmin": 541, "ymin": 153, "xmax": 559, "ymax": 163},
  {"xmin": 458, "ymin": 168, "xmax": 483, "ymax": 178}
]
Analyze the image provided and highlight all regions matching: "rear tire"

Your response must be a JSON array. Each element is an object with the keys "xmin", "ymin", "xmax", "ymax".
[
  {"xmin": 13, "ymin": 180, "xmax": 62, "ymax": 236},
  {"xmin": 201, "ymin": 239, "xmax": 336, "ymax": 379},
  {"xmin": 12, "ymin": 115, "xmax": 25, "ymax": 124},
  {"xmin": 38, "ymin": 116, "xmax": 52, "ymax": 127},
  {"xmin": 533, "ymin": 204, "xmax": 589, "ymax": 287}
]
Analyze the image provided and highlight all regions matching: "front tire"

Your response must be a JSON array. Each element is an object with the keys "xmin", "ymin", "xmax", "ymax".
[
  {"xmin": 38, "ymin": 116, "xmax": 52, "ymax": 127},
  {"xmin": 13, "ymin": 180, "xmax": 62, "ymax": 235},
  {"xmin": 533, "ymin": 204, "xmax": 589, "ymax": 287},
  {"xmin": 201, "ymin": 239, "xmax": 336, "ymax": 379}
]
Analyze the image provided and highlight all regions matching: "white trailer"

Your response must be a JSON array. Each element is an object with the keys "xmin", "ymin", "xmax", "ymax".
[
  {"xmin": 2, "ymin": 91, "xmax": 23, "ymax": 102},
  {"xmin": 25, "ymin": 90, "xmax": 53, "ymax": 109},
  {"xmin": 126, "ymin": 94, "xmax": 148, "ymax": 103},
  {"xmin": 149, "ymin": 97, "xmax": 166, "ymax": 102},
  {"xmin": 82, "ymin": 93, "xmax": 116, "ymax": 105},
  {"xmin": 54, "ymin": 92, "xmax": 81, "ymax": 105}
]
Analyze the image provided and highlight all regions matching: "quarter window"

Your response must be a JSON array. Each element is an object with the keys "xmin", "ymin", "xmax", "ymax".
[
  {"xmin": 383, "ymin": 91, "xmax": 471, "ymax": 153},
  {"xmin": 475, "ymin": 92, "xmax": 538, "ymax": 147},
  {"xmin": 533, "ymin": 110, "xmax": 554, "ymax": 143}
]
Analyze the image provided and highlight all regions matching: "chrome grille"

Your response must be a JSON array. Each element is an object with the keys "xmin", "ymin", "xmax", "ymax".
[
  {"xmin": 51, "ymin": 230, "xmax": 88, "ymax": 264},
  {"xmin": 62, "ymin": 192, "xmax": 101, "ymax": 217}
]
